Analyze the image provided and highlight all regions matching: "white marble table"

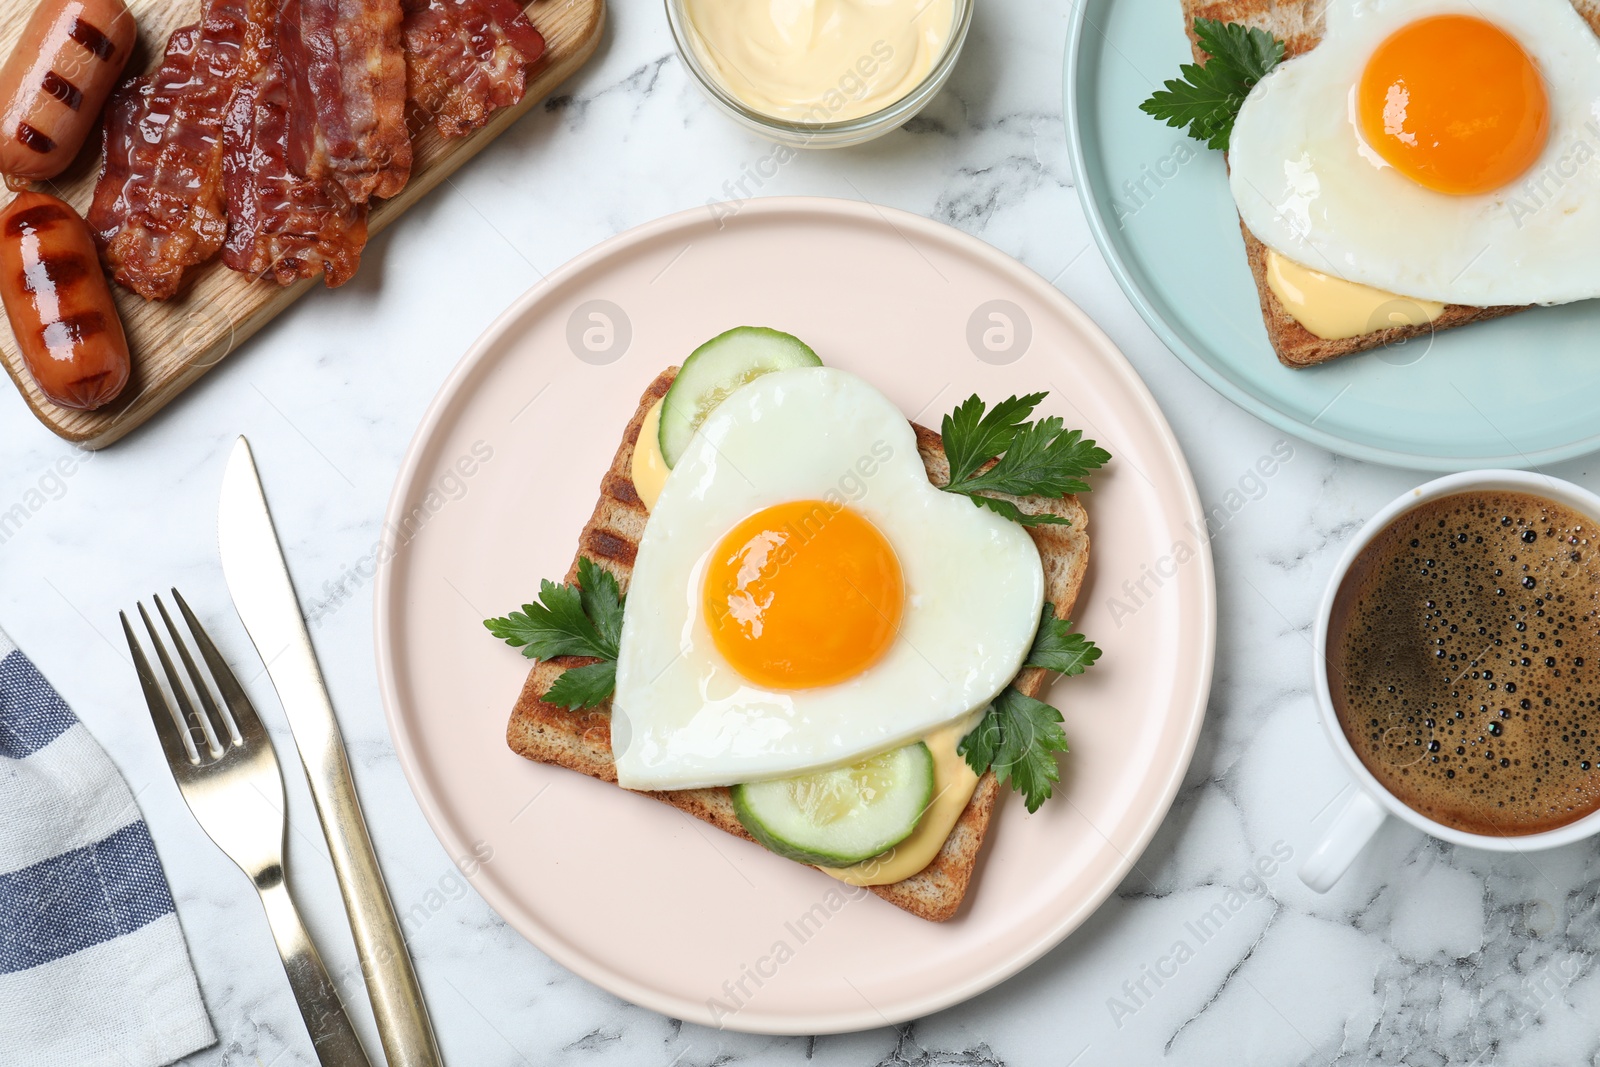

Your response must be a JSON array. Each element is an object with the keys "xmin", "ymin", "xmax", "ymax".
[{"xmin": 4, "ymin": 2, "xmax": 1598, "ymax": 1064}]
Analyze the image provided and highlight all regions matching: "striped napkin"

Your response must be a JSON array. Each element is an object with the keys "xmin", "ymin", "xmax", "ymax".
[{"xmin": 0, "ymin": 628, "xmax": 216, "ymax": 1067}]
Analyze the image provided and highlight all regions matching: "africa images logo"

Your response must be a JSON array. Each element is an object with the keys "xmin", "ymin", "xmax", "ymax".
[{"xmin": 1505, "ymin": 121, "xmax": 1600, "ymax": 229}]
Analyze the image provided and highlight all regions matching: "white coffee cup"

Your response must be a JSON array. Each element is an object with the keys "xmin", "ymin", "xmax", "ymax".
[{"xmin": 1299, "ymin": 469, "xmax": 1600, "ymax": 893}]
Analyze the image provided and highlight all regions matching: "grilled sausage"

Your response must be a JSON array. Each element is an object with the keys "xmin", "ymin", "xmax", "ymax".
[
  {"xmin": 0, "ymin": 0, "xmax": 135, "ymax": 184},
  {"xmin": 0, "ymin": 191, "xmax": 129, "ymax": 409}
]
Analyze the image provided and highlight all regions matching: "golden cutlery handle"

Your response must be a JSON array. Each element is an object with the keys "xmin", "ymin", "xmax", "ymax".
[
  {"xmin": 257, "ymin": 869, "xmax": 373, "ymax": 1067},
  {"xmin": 306, "ymin": 741, "xmax": 443, "ymax": 1067}
]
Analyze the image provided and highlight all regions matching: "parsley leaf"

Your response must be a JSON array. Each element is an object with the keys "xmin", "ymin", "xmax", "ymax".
[
  {"xmin": 1025, "ymin": 604, "xmax": 1102, "ymax": 676},
  {"xmin": 941, "ymin": 391, "xmax": 1048, "ymax": 486},
  {"xmin": 939, "ymin": 394, "xmax": 1109, "ymax": 527},
  {"xmin": 542, "ymin": 661, "xmax": 618, "ymax": 710},
  {"xmin": 482, "ymin": 581, "xmax": 605, "ymax": 660},
  {"xmin": 959, "ymin": 418, "xmax": 1111, "ymax": 500},
  {"xmin": 959, "ymin": 688, "xmax": 1069, "ymax": 813},
  {"xmin": 484, "ymin": 557, "xmax": 625, "ymax": 710},
  {"xmin": 1195, "ymin": 16, "xmax": 1283, "ymax": 85},
  {"xmin": 959, "ymin": 604, "xmax": 1103, "ymax": 810},
  {"xmin": 1140, "ymin": 61, "xmax": 1251, "ymax": 151},
  {"xmin": 957, "ymin": 706, "xmax": 1001, "ymax": 786},
  {"xmin": 1139, "ymin": 19, "xmax": 1285, "ymax": 151},
  {"xmin": 574, "ymin": 557, "xmax": 624, "ymax": 654},
  {"xmin": 967, "ymin": 495, "xmax": 1066, "ymax": 528}
]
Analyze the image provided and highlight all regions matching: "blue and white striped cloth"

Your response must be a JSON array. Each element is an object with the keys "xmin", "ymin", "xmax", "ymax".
[{"xmin": 0, "ymin": 628, "xmax": 215, "ymax": 1067}]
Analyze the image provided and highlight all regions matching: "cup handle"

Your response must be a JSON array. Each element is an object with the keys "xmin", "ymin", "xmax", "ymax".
[{"xmin": 1298, "ymin": 788, "xmax": 1388, "ymax": 893}]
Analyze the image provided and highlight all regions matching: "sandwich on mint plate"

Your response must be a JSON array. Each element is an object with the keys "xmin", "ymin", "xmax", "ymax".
[
  {"xmin": 485, "ymin": 327, "xmax": 1108, "ymax": 921},
  {"xmin": 1141, "ymin": 0, "xmax": 1600, "ymax": 367}
]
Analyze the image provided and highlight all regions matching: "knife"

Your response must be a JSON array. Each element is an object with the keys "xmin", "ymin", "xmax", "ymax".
[{"xmin": 219, "ymin": 436, "xmax": 443, "ymax": 1067}]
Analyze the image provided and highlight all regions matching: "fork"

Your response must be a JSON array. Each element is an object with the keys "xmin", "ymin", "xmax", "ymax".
[{"xmin": 122, "ymin": 590, "xmax": 373, "ymax": 1067}]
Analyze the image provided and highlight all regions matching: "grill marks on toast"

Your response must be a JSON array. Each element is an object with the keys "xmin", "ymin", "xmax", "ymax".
[
  {"xmin": 1182, "ymin": 0, "xmax": 1600, "ymax": 366},
  {"xmin": 558, "ymin": 375, "xmax": 664, "ymax": 586},
  {"xmin": 506, "ymin": 369, "xmax": 1092, "ymax": 922}
]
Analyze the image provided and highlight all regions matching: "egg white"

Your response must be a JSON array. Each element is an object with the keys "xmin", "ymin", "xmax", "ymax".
[
  {"xmin": 1228, "ymin": 0, "xmax": 1600, "ymax": 307},
  {"xmin": 610, "ymin": 367, "xmax": 1045, "ymax": 792}
]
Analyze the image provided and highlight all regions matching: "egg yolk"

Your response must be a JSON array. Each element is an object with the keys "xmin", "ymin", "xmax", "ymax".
[
  {"xmin": 1357, "ymin": 15, "xmax": 1549, "ymax": 196},
  {"xmin": 703, "ymin": 500, "xmax": 904, "ymax": 690}
]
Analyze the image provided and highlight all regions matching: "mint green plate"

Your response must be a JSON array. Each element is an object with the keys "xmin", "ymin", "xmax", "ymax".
[{"xmin": 1064, "ymin": 0, "xmax": 1600, "ymax": 471}]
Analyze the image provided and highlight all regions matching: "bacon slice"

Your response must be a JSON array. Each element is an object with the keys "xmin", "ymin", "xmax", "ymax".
[
  {"xmin": 87, "ymin": 0, "xmax": 250, "ymax": 300},
  {"xmin": 91, "ymin": 0, "xmax": 539, "ymax": 298},
  {"xmin": 280, "ymin": 0, "xmax": 411, "ymax": 202},
  {"xmin": 222, "ymin": 0, "xmax": 368, "ymax": 286},
  {"xmin": 402, "ymin": 0, "xmax": 545, "ymax": 138}
]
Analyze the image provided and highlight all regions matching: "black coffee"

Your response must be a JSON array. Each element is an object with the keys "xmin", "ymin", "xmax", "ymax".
[{"xmin": 1328, "ymin": 490, "xmax": 1600, "ymax": 836}]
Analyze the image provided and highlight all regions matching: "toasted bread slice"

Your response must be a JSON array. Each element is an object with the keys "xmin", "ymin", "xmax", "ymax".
[
  {"xmin": 1182, "ymin": 0, "xmax": 1600, "ymax": 367},
  {"xmin": 505, "ymin": 369, "xmax": 1092, "ymax": 922}
]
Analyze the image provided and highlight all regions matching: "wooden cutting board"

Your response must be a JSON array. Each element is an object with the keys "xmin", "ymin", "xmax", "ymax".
[{"xmin": 0, "ymin": 0, "xmax": 603, "ymax": 448}]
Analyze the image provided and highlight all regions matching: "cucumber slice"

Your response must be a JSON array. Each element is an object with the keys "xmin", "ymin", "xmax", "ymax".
[
  {"xmin": 731, "ymin": 743, "xmax": 935, "ymax": 867},
  {"xmin": 659, "ymin": 326, "xmax": 822, "ymax": 467}
]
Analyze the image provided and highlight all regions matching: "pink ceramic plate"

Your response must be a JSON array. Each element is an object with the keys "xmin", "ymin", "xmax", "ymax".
[{"xmin": 374, "ymin": 197, "xmax": 1214, "ymax": 1034}]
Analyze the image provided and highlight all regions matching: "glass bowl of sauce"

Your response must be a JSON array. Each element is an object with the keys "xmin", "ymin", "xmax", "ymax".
[{"xmin": 667, "ymin": 0, "xmax": 973, "ymax": 148}]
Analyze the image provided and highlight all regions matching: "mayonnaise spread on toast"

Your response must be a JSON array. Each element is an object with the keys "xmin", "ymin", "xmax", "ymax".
[
  {"xmin": 631, "ymin": 399, "xmax": 671, "ymax": 511},
  {"xmin": 818, "ymin": 713, "xmax": 982, "ymax": 887},
  {"xmin": 1267, "ymin": 249, "xmax": 1445, "ymax": 341}
]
